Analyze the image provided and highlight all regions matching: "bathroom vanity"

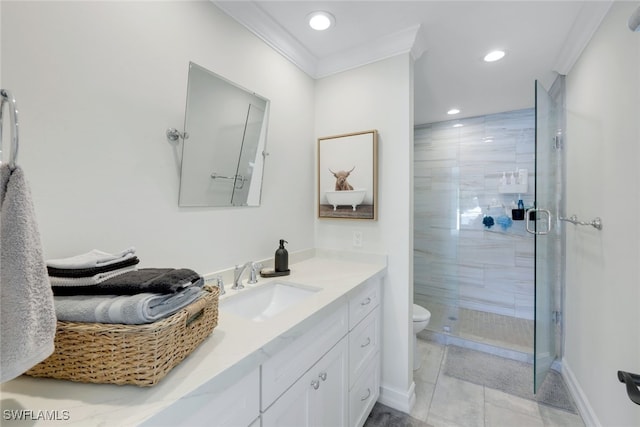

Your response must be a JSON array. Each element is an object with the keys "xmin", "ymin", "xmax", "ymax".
[{"xmin": 0, "ymin": 249, "xmax": 386, "ymax": 427}]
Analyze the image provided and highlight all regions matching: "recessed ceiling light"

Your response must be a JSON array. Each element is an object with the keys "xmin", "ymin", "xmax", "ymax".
[
  {"xmin": 453, "ymin": 123, "xmax": 463, "ymax": 128},
  {"xmin": 447, "ymin": 108, "xmax": 460, "ymax": 115},
  {"xmin": 484, "ymin": 50, "xmax": 505, "ymax": 62},
  {"xmin": 307, "ymin": 11, "xmax": 335, "ymax": 31}
]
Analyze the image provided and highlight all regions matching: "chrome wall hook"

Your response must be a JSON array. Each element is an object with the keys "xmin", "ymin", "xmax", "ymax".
[{"xmin": 166, "ymin": 128, "xmax": 189, "ymax": 142}]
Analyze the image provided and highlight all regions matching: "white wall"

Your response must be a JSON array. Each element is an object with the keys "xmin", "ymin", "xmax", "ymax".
[
  {"xmin": 315, "ymin": 54, "xmax": 415, "ymax": 411},
  {"xmin": 564, "ymin": 2, "xmax": 640, "ymax": 426},
  {"xmin": 1, "ymin": 1, "xmax": 315, "ymax": 274}
]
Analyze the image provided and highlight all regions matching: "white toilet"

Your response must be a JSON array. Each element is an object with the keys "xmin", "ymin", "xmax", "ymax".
[{"xmin": 412, "ymin": 304, "xmax": 431, "ymax": 370}]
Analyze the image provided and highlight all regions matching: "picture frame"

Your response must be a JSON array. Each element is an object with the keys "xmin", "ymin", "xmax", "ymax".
[{"xmin": 317, "ymin": 130, "xmax": 378, "ymax": 220}]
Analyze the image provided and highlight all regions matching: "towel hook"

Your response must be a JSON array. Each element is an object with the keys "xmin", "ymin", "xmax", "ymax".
[{"xmin": 0, "ymin": 89, "xmax": 19, "ymax": 170}]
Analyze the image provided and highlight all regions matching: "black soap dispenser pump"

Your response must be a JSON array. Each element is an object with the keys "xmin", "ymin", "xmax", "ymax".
[{"xmin": 275, "ymin": 239, "xmax": 289, "ymax": 273}]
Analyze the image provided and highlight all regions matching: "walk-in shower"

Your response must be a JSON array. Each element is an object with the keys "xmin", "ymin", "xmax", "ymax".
[
  {"xmin": 414, "ymin": 78, "xmax": 565, "ymax": 391},
  {"xmin": 414, "ymin": 108, "xmax": 537, "ymax": 354}
]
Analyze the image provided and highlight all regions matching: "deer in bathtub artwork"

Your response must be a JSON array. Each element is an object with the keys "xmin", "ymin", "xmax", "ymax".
[{"xmin": 326, "ymin": 167, "xmax": 365, "ymax": 211}]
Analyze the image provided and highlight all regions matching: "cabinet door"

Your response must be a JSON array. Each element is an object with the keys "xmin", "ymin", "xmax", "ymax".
[
  {"xmin": 263, "ymin": 338, "xmax": 348, "ymax": 427},
  {"xmin": 262, "ymin": 304, "xmax": 348, "ymax": 409},
  {"xmin": 311, "ymin": 338, "xmax": 348, "ymax": 427}
]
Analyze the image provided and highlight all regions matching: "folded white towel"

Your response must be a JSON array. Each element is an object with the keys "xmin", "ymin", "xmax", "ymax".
[
  {"xmin": 48, "ymin": 264, "xmax": 138, "ymax": 287},
  {"xmin": 1, "ymin": 164, "xmax": 56, "ymax": 383},
  {"xmin": 46, "ymin": 247, "xmax": 136, "ymax": 269}
]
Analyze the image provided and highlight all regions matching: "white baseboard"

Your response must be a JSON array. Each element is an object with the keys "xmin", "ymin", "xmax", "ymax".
[
  {"xmin": 378, "ymin": 381, "xmax": 415, "ymax": 414},
  {"xmin": 561, "ymin": 358, "xmax": 601, "ymax": 427}
]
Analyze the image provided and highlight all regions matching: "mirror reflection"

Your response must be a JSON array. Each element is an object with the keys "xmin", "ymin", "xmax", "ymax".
[{"xmin": 179, "ymin": 62, "xmax": 269, "ymax": 207}]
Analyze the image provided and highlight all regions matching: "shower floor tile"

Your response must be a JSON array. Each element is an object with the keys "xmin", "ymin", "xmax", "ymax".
[{"xmin": 421, "ymin": 302, "xmax": 533, "ymax": 353}]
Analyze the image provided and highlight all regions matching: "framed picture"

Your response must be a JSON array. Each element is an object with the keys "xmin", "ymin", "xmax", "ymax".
[{"xmin": 317, "ymin": 130, "xmax": 378, "ymax": 220}]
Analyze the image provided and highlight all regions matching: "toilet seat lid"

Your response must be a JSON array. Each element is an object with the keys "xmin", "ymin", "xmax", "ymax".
[{"xmin": 413, "ymin": 304, "xmax": 431, "ymax": 322}]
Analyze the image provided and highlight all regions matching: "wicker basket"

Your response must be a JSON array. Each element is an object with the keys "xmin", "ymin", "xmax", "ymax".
[{"xmin": 25, "ymin": 286, "xmax": 219, "ymax": 387}]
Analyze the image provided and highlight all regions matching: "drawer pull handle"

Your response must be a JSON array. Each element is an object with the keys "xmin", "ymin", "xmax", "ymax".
[
  {"xmin": 361, "ymin": 388, "xmax": 371, "ymax": 401},
  {"xmin": 361, "ymin": 337, "xmax": 371, "ymax": 348},
  {"xmin": 319, "ymin": 372, "xmax": 327, "ymax": 381},
  {"xmin": 311, "ymin": 379, "xmax": 320, "ymax": 390},
  {"xmin": 361, "ymin": 297, "xmax": 371, "ymax": 306}
]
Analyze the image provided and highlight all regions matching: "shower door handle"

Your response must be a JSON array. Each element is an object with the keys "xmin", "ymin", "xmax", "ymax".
[
  {"xmin": 618, "ymin": 370, "xmax": 640, "ymax": 405},
  {"xmin": 526, "ymin": 208, "xmax": 552, "ymax": 235}
]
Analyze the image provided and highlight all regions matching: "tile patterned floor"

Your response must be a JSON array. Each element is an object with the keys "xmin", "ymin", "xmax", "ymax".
[
  {"xmin": 423, "ymin": 302, "xmax": 533, "ymax": 353},
  {"xmin": 408, "ymin": 339, "xmax": 585, "ymax": 427}
]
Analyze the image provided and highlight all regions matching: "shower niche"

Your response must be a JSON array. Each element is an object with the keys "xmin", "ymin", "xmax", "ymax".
[{"xmin": 497, "ymin": 168, "xmax": 529, "ymax": 194}]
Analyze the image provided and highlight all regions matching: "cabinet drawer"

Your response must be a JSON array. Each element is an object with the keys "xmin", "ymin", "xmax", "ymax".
[
  {"xmin": 140, "ymin": 368, "xmax": 259, "ymax": 427},
  {"xmin": 348, "ymin": 277, "xmax": 380, "ymax": 330},
  {"xmin": 349, "ymin": 306, "xmax": 380, "ymax": 389},
  {"xmin": 349, "ymin": 354, "xmax": 380, "ymax": 427},
  {"xmin": 262, "ymin": 304, "xmax": 348, "ymax": 410}
]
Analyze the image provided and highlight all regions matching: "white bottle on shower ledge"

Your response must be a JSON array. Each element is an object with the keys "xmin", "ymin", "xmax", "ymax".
[{"xmin": 518, "ymin": 169, "xmax": 527, "ymax": 187}]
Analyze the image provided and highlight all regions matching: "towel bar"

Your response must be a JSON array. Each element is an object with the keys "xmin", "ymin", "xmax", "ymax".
[
  {"xmin": 0, "ymin": 89, "xmax": 19, "ymax": 170},
  {"xmin": 559, "ymin": 215, "xmax": 602, "ymax": 230}
]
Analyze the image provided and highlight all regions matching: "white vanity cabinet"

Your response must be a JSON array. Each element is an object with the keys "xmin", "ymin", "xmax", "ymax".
[
  {"xmin": 262, "ymin": 276, "xmax": 381, "ymax": 427},
  {"xmin": 142, "ymin": 275, "xmax": 382, "ymax": 427}
]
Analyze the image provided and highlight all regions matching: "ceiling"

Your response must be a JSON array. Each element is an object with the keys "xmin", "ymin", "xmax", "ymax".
[{"xmin": 214, "ymin": 1, "xmax": 611, "ymax": 125}]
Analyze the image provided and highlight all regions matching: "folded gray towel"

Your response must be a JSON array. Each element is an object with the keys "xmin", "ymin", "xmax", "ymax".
[
  {"xmin": 54, "ymin": 287, "xmax": 205, "ymax": 324},
  {"xmin": 47, "ymin": 256, "xmax": 140, "ymax": 278},
  {"xmin": 52, "ymin": 268, "xmax": 202, "ymax": 296},
  {"xmin": 1, "ymin": 164, "xmax": 56, "ymax": 383},
  {"xmin": 49, "ymin": 264, "xmax": 139, "ymax": 287}
]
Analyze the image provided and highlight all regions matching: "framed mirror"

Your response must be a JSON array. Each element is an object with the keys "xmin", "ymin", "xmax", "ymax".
[{"xmin": 178, "ymin": 62, "xmax": 270, "ymax": 207}]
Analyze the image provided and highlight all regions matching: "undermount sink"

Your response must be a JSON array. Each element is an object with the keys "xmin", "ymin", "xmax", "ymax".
[{"xmin": 220, "ymin": 281, "xmax": 321, "ymax": 322}]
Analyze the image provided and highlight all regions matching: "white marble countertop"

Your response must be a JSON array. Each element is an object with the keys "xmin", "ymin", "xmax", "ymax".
[{"xmin": 0, "ymin": 249, "xmax": 387, "ymax": 426}]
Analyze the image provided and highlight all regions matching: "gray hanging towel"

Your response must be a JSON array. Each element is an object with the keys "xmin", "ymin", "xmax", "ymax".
[{"xmin": 0, "ymin": 164, "xmax": 56, "ymax": 383}]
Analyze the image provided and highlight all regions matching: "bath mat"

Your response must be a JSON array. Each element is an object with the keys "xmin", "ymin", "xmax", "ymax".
[
  {"xmin": 443, "ymin": 345, "xmax": 577, "ymax": 414},
  {"xmin": 365, "ymin": 402, "xmax": 433, "ymax": 427}
]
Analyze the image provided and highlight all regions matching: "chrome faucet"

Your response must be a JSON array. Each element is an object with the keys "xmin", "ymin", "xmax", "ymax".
[
  {"xmin": 249, "ymin": 262, "xmax": 262, "ymax": 284},
  {"xmin": 215, "ymin": 275, "xmax": 225, "ymax": 295},
  {"xmin": 233, "ymin": 262, "xmax": 255, "ymax": 290}
]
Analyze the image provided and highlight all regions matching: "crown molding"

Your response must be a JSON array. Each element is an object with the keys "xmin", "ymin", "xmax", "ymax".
[
  {"xmin": 315, "ymin": 25, "xmax": 424, "ymax": 78},
  {"xmin": 553, "ymin": 1, "xmax": 613, "ymax": 75},
  {"xmin": 213, "ymin": 1, "xmax": 425, "ymax": 79},
  {"xmin": 213, "ymin": 1, "xmax": 319, "ymax": 77}
]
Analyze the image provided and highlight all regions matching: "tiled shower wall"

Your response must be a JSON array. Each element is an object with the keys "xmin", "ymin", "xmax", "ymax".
[{"xmin": 414, "ymin": 109, "xmax": 536, "ymax": 320}]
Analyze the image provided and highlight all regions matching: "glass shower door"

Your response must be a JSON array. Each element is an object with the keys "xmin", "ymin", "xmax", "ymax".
[{"xmin": 531, "ymin": 80, "xmax": 561, "ymax": 392}]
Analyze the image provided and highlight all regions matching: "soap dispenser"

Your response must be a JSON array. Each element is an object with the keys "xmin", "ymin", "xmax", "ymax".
[{"xmin": 275, "ymin": 239, "xmax": 289, "ymax": 273}]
